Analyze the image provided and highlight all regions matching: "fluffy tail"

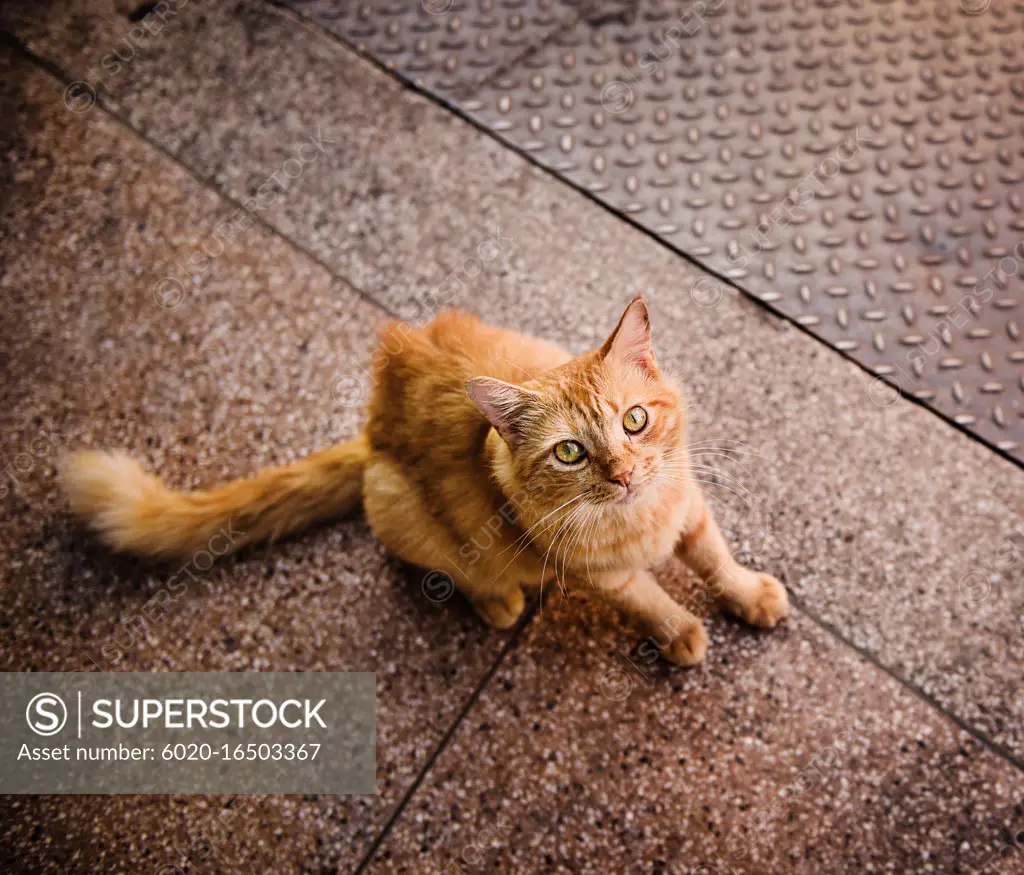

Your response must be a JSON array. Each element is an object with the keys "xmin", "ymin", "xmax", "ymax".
[{"xmin": 61, "ymin": 435, "xmax": 369, "ymax": 560}]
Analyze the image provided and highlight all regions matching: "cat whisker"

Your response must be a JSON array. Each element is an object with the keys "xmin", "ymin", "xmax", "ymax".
[
  {"xmin": 581, "ymin": 506, "xmax": 601, "ymax": 588},
  {"xmin": 494, "ymin": 492, "xmax": 587, "ymax": 562},
  {"xmin": 659, "ymin": 471, "xmax": 757, "ymax": 509},
  {"xmin": 655, "ymin": 459, "xmax": 753, "ymax": 493},
  {"xmin": 559, "ymin": 492, "xmax": 600, "ymax": 580},
  {"xmin": 492, "ymin": 493, "xmax": 591, "ymax": 586},
  {"xmin": 663, "ymin": 446, "xmax": 761, "ymax": 481},
  {"xmin": 550, "ymin": 504, "xmax": 581, "ymax": 588},
  {"xmin": 685, "ymin": 437, "xmax": 764, "ymax": 452},
  {"xmin": 684, "ymin": 440, "xmax": 776, "ymax": 463},
  {"xmin": 655, "ymin": 471, "xmax": 739, "ymax": 518},
  {"xmin": 682, "ymin": 451, "xmax": 760, "ymax": 480},
  {"xmin": 663, "ymin": 462, "xmax": 755, "ymax": 498},
  {"xmin": 558, "ymin": 501, "xmax": 596, "ymax": 587},
  {"xmin": 668, "ymin": 469, "xmax": 755, "ymax": 498},
  {"xmin": 539, "ymin": 502, "xmax": 588, "ymax": 596},
  {"xmin": 659, "ymin": 460, "xmax": 756, "ymax": 493}
]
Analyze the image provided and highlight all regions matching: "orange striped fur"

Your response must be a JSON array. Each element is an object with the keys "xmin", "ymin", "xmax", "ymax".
[{"xmin": 62, "ymin": 297, "xmax": 787, "ymax": 665}]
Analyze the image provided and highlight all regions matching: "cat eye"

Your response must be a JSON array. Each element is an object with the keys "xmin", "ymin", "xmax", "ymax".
[
  {"xmin": 554, "ymin": 440, "xmax": 587, "ymax": 464},
  {"xmin": 623, "ymin": 405, "xmax": 648, "ymax": 434}
]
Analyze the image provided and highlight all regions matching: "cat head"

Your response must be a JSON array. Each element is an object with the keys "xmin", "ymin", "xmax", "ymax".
[{"xmin": 466, "ymin": 296, "xmax": 686, "ymax": 512}]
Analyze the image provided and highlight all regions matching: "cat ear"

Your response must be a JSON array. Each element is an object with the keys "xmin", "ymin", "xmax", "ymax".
[
  {"xmin": 601, "ymin": 295, "xmax": 656, "ymax": 375},
  {"xmin": 466, "ymin": 377, "xmax": 541, "ymax": 446}
]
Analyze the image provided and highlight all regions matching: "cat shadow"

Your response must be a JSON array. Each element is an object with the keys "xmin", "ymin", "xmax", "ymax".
[
  {"xmin": 58, "ymin": 511, "xmax": 362, "ymax": 602},
  {"xmin": 61, "ymin": 509, "xmax": 486, "ymax": 638},
  {"xmin": 386, "ymin": 556, "xmax": 482, "ymax": 629}
]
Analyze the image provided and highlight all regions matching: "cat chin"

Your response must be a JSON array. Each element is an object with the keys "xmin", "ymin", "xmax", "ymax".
[{"xmin": 601, "ymin": 481, "xmax": 650, "ymax": 507}]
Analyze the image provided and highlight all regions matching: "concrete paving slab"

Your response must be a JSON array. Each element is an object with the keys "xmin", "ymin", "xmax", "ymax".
[
  {"xmin": 1, "ymin": 2, "xmax": 1023, "ymax": 872},
  {"xmin": 0, "ymin": 47, "xmax": 511, "ymax": 873},
  {"xmin": 3, "ymin": 0, "xmax": 1019, "ymax": 765},
  {"xmin": 364, "ymin": 593, "xmax": 1024, "ymax": 875},
  {"xmin": 455, "ymin": 0, "xmax": 1024, "ymax": 462}
]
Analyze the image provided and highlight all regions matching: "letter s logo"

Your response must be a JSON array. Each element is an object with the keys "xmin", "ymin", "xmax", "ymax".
[{"xmin": 26, "ymin": 692, "xmax": 68, "ymax": 737}]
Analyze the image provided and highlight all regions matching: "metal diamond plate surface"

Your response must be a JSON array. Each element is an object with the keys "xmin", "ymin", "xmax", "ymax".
[
  {"xmin": 289, "ymin": 0, "xmax": 1024, "ymax": 462},
  {"xmin": 280, "ymin": 0, "xmax": 591, "ymax": 97}
]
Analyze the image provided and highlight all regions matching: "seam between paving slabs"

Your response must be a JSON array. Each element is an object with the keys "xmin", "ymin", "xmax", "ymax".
[
  {"xmin": 270, "ymin": 2, "xmax": 1024, "ymax": 474},
  {"xmin": 352, "ymin": 605, "xmax": 538, "ymax": 875},
  {"xmin": 0, "ymin": 29, "xmax": 394, "ymax": 326},
  {"xmin": 0, "ymin": 26, "xmax": 544, "ymax": 870},
  {"xmin": 5, "ymin": 17, "xmax": 1024, "ymax": 870},
  {"xmin": 786, "ymin": 592, "xmax": 1024, "ymax": 774},
  {"xmin": 260, "ymin": 3, "xmax": 1024, "ymax": 780},
  {"xmin": 8, "ymin": 0, "xmax": 1024, "ymax": 791}
]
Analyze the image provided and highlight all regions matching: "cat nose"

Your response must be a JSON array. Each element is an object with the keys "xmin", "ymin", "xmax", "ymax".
[{"xmin": 609, "ymin": 469, "xmax": 632, "ymax": 488}]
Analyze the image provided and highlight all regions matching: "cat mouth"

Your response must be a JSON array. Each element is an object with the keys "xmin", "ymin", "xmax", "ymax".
[{"xmin": 614, "ymin": 481, "xmax": 643, "ymax": 504}]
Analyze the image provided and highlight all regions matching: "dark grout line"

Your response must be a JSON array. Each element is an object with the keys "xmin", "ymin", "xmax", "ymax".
[
  {"xmin": 5, "ymin": 6, "xmax": 1023, "ymax": 862},
  {"xmin": 263, "ymin": 0, "xmax": 1024, "ymax": 782},
  {"xmin": 789, "ymin": 593, "xmax": 1024, "ymax": 774},
  {"xmin": 264, "ymin": 3, "xmax": 1024, "ymax": 475},
  {"xmin": 352, "ymin": 603, "xmax": 538, "ymax": 874},
  {"xmin": 0, "ymin": 30, "xmax": 401, "ymax": 327},
  {"xmin": 0, "ymin": 23, "xmax": 550, "ymax": 864}
]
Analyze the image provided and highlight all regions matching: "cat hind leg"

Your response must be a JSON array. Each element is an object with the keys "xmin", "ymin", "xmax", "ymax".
[{"xmin": 363, "ymin": 454, "xmax": 525, "ymax": 629}]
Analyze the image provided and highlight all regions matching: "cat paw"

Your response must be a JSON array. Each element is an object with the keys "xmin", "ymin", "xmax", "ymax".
[
  {"xmin": 473, "ymin": 588, "xmax": 525, "ymax": 630},
  {"xmin": 722, "ymin": 571, "xmax": 789, "ymax": 628},
  {"xmin": 664, "ymin": 618, "xmax": 708, "ymax": 667}
]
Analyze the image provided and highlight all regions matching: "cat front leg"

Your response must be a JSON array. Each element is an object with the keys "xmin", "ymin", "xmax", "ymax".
[
  {"xmin": 470, "ymin": 583, "xmax": 526, "ymax": 630},
  {"xmin": 590, "ymin": 568, "xmax": 708, "ymax": 667},
  {"xmin": 457, "ymin": 561, "xmax": 528, "ymax": 631},
  {"xmin": 674, "ymin": 495, "xmax": 789, "ymax": 628}
]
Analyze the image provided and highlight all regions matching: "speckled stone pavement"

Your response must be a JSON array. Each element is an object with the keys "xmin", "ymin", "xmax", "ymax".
[{"xmin": 0, "ymin": 2, "xmax": 1021, "ymax": 874}]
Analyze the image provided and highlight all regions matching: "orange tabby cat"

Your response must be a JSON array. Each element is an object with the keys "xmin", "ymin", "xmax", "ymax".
[{"xmin": 63, "ymin": 296, "xmax": 787, "ymax": 665}]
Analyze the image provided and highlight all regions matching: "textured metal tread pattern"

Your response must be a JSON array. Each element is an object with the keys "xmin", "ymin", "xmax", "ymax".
[
  {"xmin": 281, "ymin": 0, "xmax": 590, "ymax": 97},
  {"xmin": 287, "ymin": 0, "xmax": 1024, "ymax": 463}
]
